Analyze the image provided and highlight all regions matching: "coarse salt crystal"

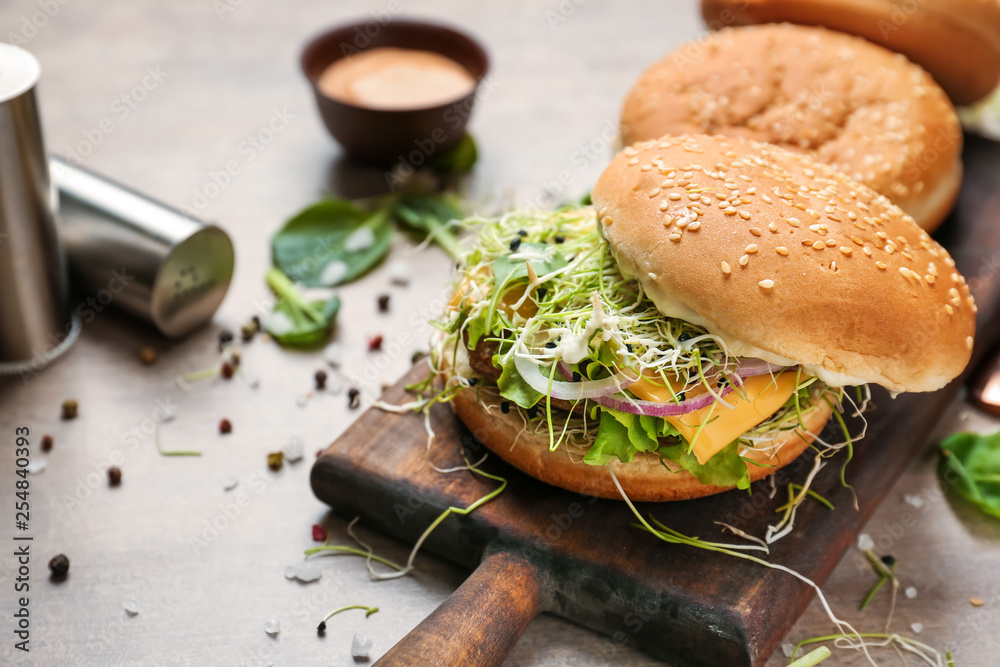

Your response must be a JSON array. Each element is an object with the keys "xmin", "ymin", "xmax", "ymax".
[
  {"xmin": 857, "ymin": 533, "xmax": 875, "ymax": 551},
  {"xmin": 387, "ymin": 259, "xmax": 412, "ymax": 285},
  {"xmin": 283, "ymin": 437, "xmax": 305, "ymax": 463},
  {"xmin": 265, "ymin": 619, "xmax": 280, "ymax": 636},
  {"xmin": 911, "ymin": 622, "xmax": 923, "ymax": 634},
  {"xmin": 323, "ymin": 342, "xmax": 342, "ymax": 368},
  {"xmin": 223, "ymin": 476, "xmax": 239, "ymax": 492},
  {"xmin": 906, "ymin": 587, "xmax": 918, "ymax": 599},
  {"xmin": 903, "ymin": 494, "xmax": 925, "ymax": 509},
  {"xmin": 295, "ymin": 394, "xmax": 309, "ymax": 408},
  {"xmin": 123, "ymin": 601, "xmax": 139, "ymax": 616},
  {"xmin": 781, "ymin": 643, "xmax": 796, "ymax": 658},
  {"xmin": 352, "ymin": 634, "xmax": 373, "ymax": 659}
]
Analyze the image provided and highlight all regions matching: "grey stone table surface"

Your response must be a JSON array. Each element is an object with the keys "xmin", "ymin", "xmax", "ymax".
[{"xmin": 1, "ymin": 1, "xmax": 999, "ymax": 665}]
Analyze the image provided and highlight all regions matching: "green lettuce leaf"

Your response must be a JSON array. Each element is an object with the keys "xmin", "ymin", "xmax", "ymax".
[
  {"xmin": 939, "ymin": 431, "xmax": 1000, "ymax": 519},
  {"xmin": 659, "ymin": 440, "xmax": 750, "ymax": 490},
  {"xmin": 583, "ymin": 407, "xmax": 749, "ymax": 490},
  {"xmin": 495, "ymin": 354, "xmax": 543, "ymax": 409}
]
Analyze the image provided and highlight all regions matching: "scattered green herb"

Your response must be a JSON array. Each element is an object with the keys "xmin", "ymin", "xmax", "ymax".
[
  {"xmin": 154, "ymin": 425, "xmax": 201, "ymax": 457},
  {"xmin": 263, "ymin": 268, "xmax": 340, "ymax": 347},
  {"xmin": 939, "ymin": 430, "xmax": 1000, "ymax": 519},
  {"xmin": 787, "ymin": 646, "xmax": 831, "ymax": 667},
  {"xmin": 272, "ymin": 199, "xmax": 394, "ymax": 287},
  {"xmin": 859, "ymin": 548, "xmax": 897, "ymax": 611},
  {"xmin": 428, "ymin": 133, "xmax": 478, "ymax": 177}
]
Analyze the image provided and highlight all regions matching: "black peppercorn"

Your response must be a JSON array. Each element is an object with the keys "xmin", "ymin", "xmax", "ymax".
[
  {"xmin": 500, "ymin": 401, "xmax": 511, "ymax": 414},
  {"xmin": 315, "ymin": 370, "xmax": 328, "ymax": 391},
  {"xmin": 377, "ymin": 294, "xmax": 390, "ymax": 313},
  {"xmin": 317, "ymin": 621, "xmax": 327, "ymax": 634},
  {"xmin": 41, "ymin": 434, "xmax": 53, "ymax": 452},
  {"xmin": 677, "ymin": 393, "xmax": 686, "ymax": 402},
  {"xmin": 348, "ymin": 388, "xmax": 361, "ymax": 409},
  {"xmin": 545, "ymin": 341, "xmax": 556, "ymax": 349},
  {"xmin": 526, "ymin": 406, "xmax": 538, "ymax": 419},
  {"xmin": 572, "ymin": 372, "xmax": 581, "ymax": 382},
  {"xmin": 468, "ymin": 377, "xmax": 479, "ymax": 386},
  {"xmin": 49, "ymin": 554, "xmax": 70, "ymax": 577},
  {"xmin": 881, "ymin": 554, "xmax": 897, "ymax": 567},
  {"xmin": 536, "ymin": 287, "xmax": 547, "ymax": 301},
  {"xmin": 509, "ymin": 237, "xmax": 522, "ymax": 251},
  {"xmin": 678, "ymin": 332, "xmax": 692, "ymax": 342},
  {"xmin": 554, "ymin": 235, "xmax": 565, "ymax": 244},
  {"xmin": 220, "ymin": 362, "xmax": 234, "ymax": 380},
  {"xmin": 219, "ymin": 418, "xmax": 232, "ymax": 434},
  {"xmin": 108, "ymin": 466, "xmax": 122, "ymax": 487},
  {"xmin": 219, "ymin": 330, "xmax": 234, "ymax": 351}
]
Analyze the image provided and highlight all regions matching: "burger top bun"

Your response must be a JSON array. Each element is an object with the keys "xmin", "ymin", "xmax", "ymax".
[
  {"xmin": 700, "ymin": 0, "xmax": 1000, "ymax": 106},
  {"xmin": 620, "ymin": 24, "xmax": 962, "ymax": 232},
  {"xmin": 591, "ymin": 133, "xmax": 976, "ymax": 394}
]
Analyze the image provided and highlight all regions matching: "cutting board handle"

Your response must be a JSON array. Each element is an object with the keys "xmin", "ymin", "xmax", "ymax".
[{"xmin": 375, "ymin": 548, "xmax": 542, "ymax": 666}]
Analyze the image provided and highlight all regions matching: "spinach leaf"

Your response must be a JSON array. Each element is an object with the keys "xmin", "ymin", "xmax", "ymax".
[
  {"xmin": 263, "ymin": 268, "xmax": 340, "ymax": 348},
  {"xmin": 271, "ymin": 199, "xmax": 393, "ymax": 287},
  {"xmin": 940, "ymin": 431, "xmax": 1000, "ymax": 519},
  {"xmin": 428, "ymin": 133, "xmax": 478, "ymax": 177},
  {"xmin": 394, "ymin": 194, "xmax": 464, "ymax": 259}
]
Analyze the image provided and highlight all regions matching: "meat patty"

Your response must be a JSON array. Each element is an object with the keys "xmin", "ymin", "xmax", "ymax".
[{"xmin": 464, "ymin": 336, "xmax": 581, "ymax": 413}]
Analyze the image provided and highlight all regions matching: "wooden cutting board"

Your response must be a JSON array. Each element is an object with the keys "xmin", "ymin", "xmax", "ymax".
[{"xmin": 311, "ymin": 135, "xmax": 1000, "ymax": 666}]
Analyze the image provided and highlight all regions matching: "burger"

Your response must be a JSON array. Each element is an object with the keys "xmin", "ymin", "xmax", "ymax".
[
  {"xmin": 699, "ymin": 0, "xmax": 1000, "ymax": 106},
  {"xmin": 433, "ymin": 134, "xmax": 975, "ymax": 502},
  {"xmin": 619, "ymin": 24, "xmax": 963, "ymax": 232}
]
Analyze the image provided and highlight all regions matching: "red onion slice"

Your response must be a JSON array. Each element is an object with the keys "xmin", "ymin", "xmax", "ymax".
[
  {"xmin": 594, "ymin": 385, "xmax": 734, "ymax": 417},
  {"xmin": 513, "ymin": 352, "xmax": 635, "ymax": 400}
]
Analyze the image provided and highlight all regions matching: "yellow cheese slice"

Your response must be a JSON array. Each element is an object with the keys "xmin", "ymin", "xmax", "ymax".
[{"xmin": 663, "ymin": 372, "xmax": 798, "ymax": 464}]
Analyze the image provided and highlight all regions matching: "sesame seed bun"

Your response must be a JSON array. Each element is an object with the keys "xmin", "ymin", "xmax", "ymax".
[
  {"xmin": 701, "ymin": 0, "xmax": 1000, "ymax": 106},
  {"xmin": 445, "ymin": 346, "xmax": 833, "ymax": 501},
  {"xmin": 620, "ymin": 24, "xmax": 962, "ymax": 232},
  {"xmin": 591, "ymin": 133, "xmax": 975, "ymax": 393}
]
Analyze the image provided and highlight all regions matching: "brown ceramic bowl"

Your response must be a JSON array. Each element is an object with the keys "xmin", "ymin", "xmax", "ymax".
[{"xmin": 301, "ymin": 18, "xmax": 489, "ymax": 165}]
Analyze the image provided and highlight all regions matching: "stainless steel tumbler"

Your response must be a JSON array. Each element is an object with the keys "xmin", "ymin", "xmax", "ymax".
[
  {"xmin": 0, "ymin": 44, "xmax": 74, "ymax": 377},
  {"xmin": 51, "ymin": 157, "xmax": 235, "ymax": 338}
]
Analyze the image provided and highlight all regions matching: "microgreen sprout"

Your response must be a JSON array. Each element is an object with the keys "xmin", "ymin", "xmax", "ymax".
[
  {"xmin": 787, "ymin": 646, "xmax": 832, "ymax": 667},
  {"xmin": 316, "ymin": 605, "xmax": 379, "ymax": 634},
  {"xmin": 153, "ymin": 424, "xmax": 201, "ymax": 457}
]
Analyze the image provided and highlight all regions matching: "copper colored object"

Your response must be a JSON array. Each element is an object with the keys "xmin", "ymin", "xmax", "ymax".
[
  {"xmin": 969, "ymin": 348, "xmax": 1000, "ymax": 415},
  {"xmin": 300, "ymin": 19, "xmax": 489, "ymax": 164}
]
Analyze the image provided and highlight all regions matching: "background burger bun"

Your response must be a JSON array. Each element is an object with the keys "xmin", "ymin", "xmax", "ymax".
[
  {"xmin": 621, "ymin": 24, "xmax": 962, "ymax": 232},
  {"xmin": 592, "ymin": 134, "xmax": 975, "ymax": 393},
  {"xmin": 446, "ymin": 356, "xmax": 833, "ymax": 502},
  {"xmin": 700, "ymin": 0, "xmax": 1000, "ymax": 106}
]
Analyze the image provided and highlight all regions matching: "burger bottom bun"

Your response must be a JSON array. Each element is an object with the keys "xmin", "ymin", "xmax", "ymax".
[{"xmin": 451, "ymin": 384, "xmax": 834, "ymax": 502}]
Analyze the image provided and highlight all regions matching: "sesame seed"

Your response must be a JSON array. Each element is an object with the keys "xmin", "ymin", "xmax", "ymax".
[
  {"xmin": 812, "ymin": 240, "xmax": 826, "ymax": 250},
  {"xmin": 967, "ymin": 336, "xmax": 974, "ymax": 349},
  {"xmin": 768, "ymin": 222, "xmax": 778, "ymax": 233},
  {"xmin": 807, "ymin": 209, "xmax": 820, "ymax": 219},
  {"xmin": 786, "ymin": 217, "xmax": 801, "ymax": 227},
  {"xmin": 749, "ymin": 227, "xmax": 762, "ymax": 236},
  {"xmin": 776, "ymin": 247, "xmax": 789, "ymax": 256},
  {"xmin": 648, "ymin": 272, "xmax": 657, "ymax": 279},
  {"xmin": 670, "ymin": 193, "xmax": 683, "ymax": 201},
  {"xmin": 663, "ymin": 216, "xmax": 674, "ymax": 227},
  {"xmin": 602, "ymin": 216, "xmax": 613, "ymax": 226},
  {"xmin": 739, "ymin": 254, "xmax": 750, "ymax": 266},
  {"xmin": 720, "ymin": 261, "xmax": 731, "ymax": 274},
  {"xmin": 739, "ymin": 210, "xmax": 752, "ymax": 220},
  {"xmin": 687, "ymin": 221, "xmax": 701, "ymax": 231},
  {"xmin": 831, "ymin": 261, "xmax": 838, "ymax": 272},
  {"xmin": 899, "ymin": 267, "xmax": 909, "ymax": 277},
  {"xmin": 759, "ymin": 279, "xmax": 774, "ymax": 289},
  {"xmin": 840, "ymin": 247, "xmax": 852, "ymax": 255},
  {"xmin": 928, "ymin": 263, "xmax": 938, "ymax": 276},
  {"xmin": 745, "ymin": 244, "xmax": 758, "ymax": 254},
  {"xmin": 877, "ymin": 231, "xmax": 888, "ymax": 239},
  {"xmin": 747, "ymin": 187, "xmax": 757, "ymax": 195},
  {"xmin": 762, "ymin": 194, "xmax": 773, "ymax": 204},
  {"xmin": 598, "ymin": 207, "xmax": 608, "ymax": 217},
  {"xmin": 641, "ymin": 165, "xmax": 651, "ymax": 172},
  {"xmin": 669, "ymin": 233, "xmax": 682, "ymax": 242},
  {"xmin": 945, "ymin": 304, "xmax": 954, "ymax": 315},
  {"xmin": 662, "ymin": 179, "xmax": 675, "ymax": 188},
  {"xmin": 627, "ymin": 157, "xmax": 639, "ymax": 166},
  {"xmin": 649, "ymin": 188, "xmax": 661, "ymax": 198},
  {"xmin": 876, "ymin": 261, "xmax": 887, "ymax": 270},
  {"xmin": 658, "ymin": 201, "xmax": 669, "ymax": 211},
  {"xmin": 885, "ymin": 244, "xmax": 895, "ymax": 254},
  {"xmin": 725, "ymin": 207, "xmax": 738, "ymax": 216},
  {"xmin": 688, "ymin": 193, "xmax": 700, "ymax": 201},
  {"xmin": 926, "ymin": 274, "xmax": 936, "ymax": 284},
  {"xmin": 826, "ymin": 239, "xmax": 836, "ymax": 247},
  {"xmin": 863, "ymin": 247, "xmax": 873, "ymax": 256}
]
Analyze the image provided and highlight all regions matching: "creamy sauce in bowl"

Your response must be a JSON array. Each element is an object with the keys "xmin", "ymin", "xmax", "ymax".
[{"xmin": 317, "ymin": 47, "xmax": 476, "ymax": 110}]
